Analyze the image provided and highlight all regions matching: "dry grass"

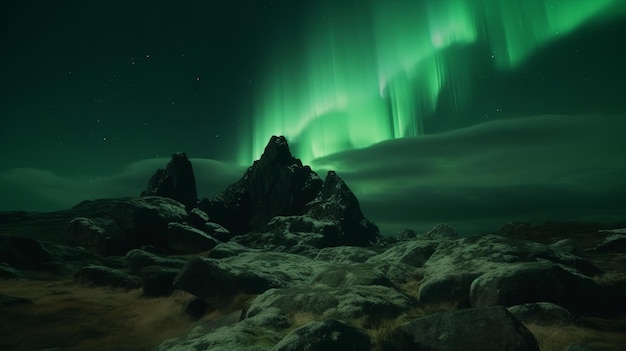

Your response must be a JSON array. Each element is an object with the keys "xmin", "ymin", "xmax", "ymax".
[
  {"xmin": 231, "ymin": 292, "xmax": 258, "ymax": 312},
  {"xmin": 525, "ymin": 322, "xmax": 626, "ymax": 351},
  {"xmin": 291, "ymin": 311, "xmax": 319, "ymax": 328},
  {"xmin": 0, "ymin": 278, "xmax": 199, "ymax": 350}
]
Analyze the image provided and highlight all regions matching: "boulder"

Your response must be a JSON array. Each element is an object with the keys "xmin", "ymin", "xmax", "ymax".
[
  {"xmin": 311, "ymin": 263, "xmax": 392, "ymax": 288},
  {"xmin": 155, "ymin": 311, "xmax": 283, "ymax": 351},
  {"xmin": 187, "ymin": 208, "xmax": 232, "ymax": 242},
  {"xmin": 187, "ymin": 207, "xmax": 210, "ymax": 226},
  {"xmin": 470, "ymin": 262, "xmax": 601, "ymax": 314},
  {"xmin": 315, "ymin": 246, "xmax": 378, "ymax": 264},
  {"xmin": 203, "ymin": 222, "xmax": 232, "ymax": 242},
  {"xmin": 388, "ymin": 306, "xmax": 540, "ymax": 351},
  {"xmin": 74, "ymin": 265, "xmax": 142, "ymax": 289},
  {"xmin": 236, "ymin": 216, "xmax": 328, "ymax": 251},
  {"xmin": 165, "ymin": 222, "xmax": 219, "ymax": 254},
  {"xmin": 110, "ymin": 196, "xmax": 187, "ymax": 252},
  {"xmin": 396, "ymin": 228, "xmax": 417, "ymax": 241},
  {"xmin": 594, "ymin": 232, "xmax": 626, "ymax": 252},
  {"xmin": 366, "ymin": 240, "xmax": 436, "ymax": 267},
  {"xmin": 0, "ymin": 262, "xmax": 23, "ymax": 279},
  {"xmin": 422, "ymin": 223, "xmax": 458, "ymax": 240},
  {"xmin": 247, "ymin": 285, "xmax": 411, "ymax": 324},
  {"xmin": 0, "ymin": 236, "xmax": 55, "ymax": 271},
  {"xmin": 64, "ymin": 217, "xmax": 116, "ymax": 254},
  {"xmin": 174, "ymin": 257, "xmax": 273, "ymax": 310},
  {"xmin": 175, "ymin": 252, "xmax": 325, "ymax": 306},
  {"xmin": 141, "ymin": 152, "xmax": 198, "ymax": 209},
  {"xmin": 208, "ymin": 242, "xmax": 255, "ymax": 259},
  {"xmin": 418, "ymin": 273, "xmax": 480, "ymax": 307},
  {"xmin": 126, "ymin": 249, "xmax": 186, "ymax": 274},
  {"xmin": 272, "ymin": 319, "xmax": 372, "ymax": 351},
  {"xmin": 508, "ymin": 302, "xmax": 574, "ymax": 326},
  {"xmin": 423, "ymin": 234, "xmax": 601, "ymax": 278},
  {"xmin": 139, "ymin": 266, "xmax": 180, "ymax": 297},
  {"xmin": 305, "ymin": 170, "xmax": 380, "ymax": 246}
]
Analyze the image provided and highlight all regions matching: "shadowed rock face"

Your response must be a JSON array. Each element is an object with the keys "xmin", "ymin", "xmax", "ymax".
[
  {"xmin": 199, "ymin": 136, "xmax": 380, "ymax": 246},
  {"xmin": 141, "ymin": 152, "xmax": 198, "ymax": 209},
  {"xmin": 306, "ymin": 170, "xmax": 380, "ymax": 246},
  {"xmin": 389, "ymin": 306, "xmax": 540, "ymax": 351},
  {"xmin": 199, "ymin": 136, "xmax": 324, "ymax": 235}
]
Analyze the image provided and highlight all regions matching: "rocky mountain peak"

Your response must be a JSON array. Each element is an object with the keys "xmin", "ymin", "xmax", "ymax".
[
  {"xmin": 259, "ymin": 135, "xmax": 299, "ymax": 166},
  {"xmin": 198, "ymin": 136, "xmax": 380, "ymax": 247},
  {"xmin": 141, "ymin": 152, "xmax": 198, "ymax": 209}
]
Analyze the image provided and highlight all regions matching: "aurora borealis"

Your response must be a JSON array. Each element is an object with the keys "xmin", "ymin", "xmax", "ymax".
[
  {"xmin": 244, "ymin": 0, "xmax": 626, "ymax": 164},
  {"xmin": 1, "ymin": 0, "xmax": 625, "ymax": 234}
]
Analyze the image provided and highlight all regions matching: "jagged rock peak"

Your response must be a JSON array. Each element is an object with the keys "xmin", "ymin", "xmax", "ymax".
[
  {"xmin": 199, "ymin": 136, "xmax": 322, "ymax": 234},
  {"xmin": 259, "ymin": 135, "xmax": 301, "ymax": 167},
  {"xmin": 141, "ymin": 152, "xmax": 198, "ymax": 209}
]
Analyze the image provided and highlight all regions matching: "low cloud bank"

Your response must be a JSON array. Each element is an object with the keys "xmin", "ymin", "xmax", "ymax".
[
  {"xmin": 2, "ymin": 114, "xmax": 625, "ymax": 236},
  {"xmin": 312, "ymin": 114, "xmax": 626, "ymax": 234},
  {"xmin": 0, "ymin": 158, "xmax": 244, "ymax": 212}
]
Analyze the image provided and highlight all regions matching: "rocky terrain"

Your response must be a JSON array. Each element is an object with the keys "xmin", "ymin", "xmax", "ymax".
[{"xmin": 1, "ymin": 136, "xmax": 626, "ymax": 351}]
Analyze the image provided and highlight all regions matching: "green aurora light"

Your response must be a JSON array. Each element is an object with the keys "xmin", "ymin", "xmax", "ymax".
[{"xmin": 239, "ymin": 0, "xmax": 624, "ymax": 165}]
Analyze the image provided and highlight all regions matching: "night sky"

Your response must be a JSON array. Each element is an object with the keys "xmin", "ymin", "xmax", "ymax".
[{"xmin": 1, "ymin": 0, "xmax": 626, "ymax": 235}]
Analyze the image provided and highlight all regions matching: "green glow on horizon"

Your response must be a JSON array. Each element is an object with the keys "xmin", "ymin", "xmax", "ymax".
[{"xmin": 239, "ymin": 0, "xmax": 624, "ymax": 165}]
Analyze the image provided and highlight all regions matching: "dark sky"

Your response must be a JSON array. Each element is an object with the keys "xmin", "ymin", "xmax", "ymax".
[
  {"xmin": 1, "ymin": 0, "xmax": 313, "ymax": 173},
  {"xmin": 1, "ymin": 1, "xmax": 625, "ymax": 235}
]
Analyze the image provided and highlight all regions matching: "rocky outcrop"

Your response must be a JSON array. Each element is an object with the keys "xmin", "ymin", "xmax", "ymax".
[
  {"xmin": 272, "ymin": 319, "xmax": 372, "ymax": 351},
  {"xmin": 0, "ymin": 236, "xmax": 55, "ymax": 271},
  {"xmin": 0, "ymin": 262, "xmax": 23, "ymax": 279},
  {"xmin": 366, "ymin": 240, "xmax": 436, "ymax": 267},
  {"xmin": 165, "ymin": 222, "xmax": 220, "ymax": 254},
  {"xmin": 387, "ymin": 306, "xmax": 540, "ymax": 351},
  {"xmin": 138, "ymin": 266, "xmax": 180, "ymax": 297},
  {"xmin": 508, "ymin": 302, "xmax": 574, "ymax": 326},
  {"xmin": 64, "ymin": 217, "xmax": 112, "ymax": 254},
  {"xmin": 125, "ymin": 249, "xmax": 186, "ymax": 274},
  {"xmin": 469, "ymin": 262, "xmax": 602, "ymax": 314},
  {"xmin": 247, "ymin": 285, "xmax": 411, "ymax": 324},
  {"xmin": 418, "ymin": 273, "xmax": 480, "ymax": 307},
  {"xmin": 174, "ymin": 256, "xmax": 274, "ymax": 310},
  {"xmin": 125, "ymin": 249, "xmax": 186, "ymax": 297},
  {"xmin": 422, "ymin": 223, "xmax": 458, "ymax": 240},
  {"xmin": 110, "ymin": 196, "xmax": 187, "ymax": 253},
  {"xmin": 141, "ymin": 152, "xmax": 198, "ymax": 209},
  {"xmin": 198, "ymin": 136, "xmax": 380, "ymax": 247},
  {"xmin": 305, "ymin": 170, "xmax": 380, "ymax": 246},
  {"xmin": 199, "ymin": 136, "xmax": 323, "ymax": 235}
]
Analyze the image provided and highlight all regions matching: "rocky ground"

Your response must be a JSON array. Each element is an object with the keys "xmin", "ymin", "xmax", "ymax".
[{"xmin": 1, "ymin": 136, "xmax": 626, "ymax": 351}]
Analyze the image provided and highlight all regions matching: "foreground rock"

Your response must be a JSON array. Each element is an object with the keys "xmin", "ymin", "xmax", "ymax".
[
  {"xmin": 387, "ymin": 306, "xmax": 540, "ymax": 351},
  {"xmin": 470, "ymin": 262, "xmax": 601, "ymax": 314},
  {"xmin": 65, "ymin": 197, "xmax": 189, "ymax": 255},
  {"xmin": 165, "ymin": 222, "xmax": 219, "ymax": 254},
  {"xmin": 508, "ymin": 302, "xmax": 574, "ymax": 326},
  {"xmin": 418, "ymin": 233, "xmax": 605, "ymax": 313},
  {"xmin": 247, "ymin": 285, "xmax": 411, "ymax": 324},
  {"xmin": 272, "ymin": 319, "xmax": 372, "ymax": 351}
]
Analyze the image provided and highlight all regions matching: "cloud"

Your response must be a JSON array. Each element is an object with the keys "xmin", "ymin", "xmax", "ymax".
[
  {"xmin": 0, "ymin": 158, "xmax": 245, "ymax": 212},
  {"xmin": 2, "ymin": 114, "xmax": 624, "ymax": 236},
  {"xmin": 311, "ymin": 114, "xmax": 626, "ymax": 234}
]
